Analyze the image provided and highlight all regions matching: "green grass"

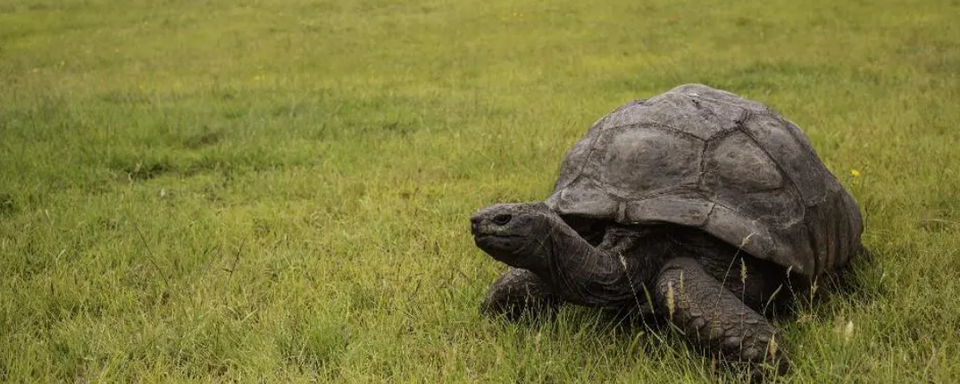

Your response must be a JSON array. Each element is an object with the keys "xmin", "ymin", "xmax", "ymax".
[{"xmin": 1, "ymin": 0, "xmax": 959, "ymax": 382}]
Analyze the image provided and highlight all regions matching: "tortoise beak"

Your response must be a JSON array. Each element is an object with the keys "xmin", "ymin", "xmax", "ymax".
[{"xmin": 470, "ymin": 215, "xmax": 482, "ymax": 234}]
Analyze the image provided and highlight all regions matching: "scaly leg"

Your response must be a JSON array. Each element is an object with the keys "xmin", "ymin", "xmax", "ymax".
[
  {"xmin": 481, "ymin": 268, "xmax": 564, "ymax": 320},
  {"xmin": 654, "ymin": 257, "xmax": 790, "ymax": 376}
]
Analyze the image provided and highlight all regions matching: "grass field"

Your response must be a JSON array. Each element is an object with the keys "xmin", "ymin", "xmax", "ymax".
[{"xmin": 2, "ymin": 0, "xmax": 959, "ymax": 382}]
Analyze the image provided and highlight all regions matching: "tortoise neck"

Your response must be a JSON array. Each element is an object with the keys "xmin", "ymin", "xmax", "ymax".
[{"xmin": 535, "ymin": 223, "xmax": 666, "ymax": 308}]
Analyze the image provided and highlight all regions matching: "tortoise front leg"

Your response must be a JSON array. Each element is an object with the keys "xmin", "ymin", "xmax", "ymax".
[
  {"xmin": 654, "ymin": 257, "xmax": 790, "ymax": 376},
  {"xmin": 481, "ymin": 268, "xmax": 564, "ymax": 320}
]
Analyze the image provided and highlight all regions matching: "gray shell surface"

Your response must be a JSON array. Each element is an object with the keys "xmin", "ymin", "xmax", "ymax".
[{"xmin": 545, "ymin": 84, "xmax": 863, "ymax": 278}]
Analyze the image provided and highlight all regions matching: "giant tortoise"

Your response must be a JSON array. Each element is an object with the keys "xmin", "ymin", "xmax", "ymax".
[{"xmin": 470, "ymin": 84, "xmax": 863, "ymax": 375}]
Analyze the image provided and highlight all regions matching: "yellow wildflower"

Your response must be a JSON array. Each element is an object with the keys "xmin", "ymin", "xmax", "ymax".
[{"xmin": 850, "ymin": 169, "xmax": 861, "ymax": 178}]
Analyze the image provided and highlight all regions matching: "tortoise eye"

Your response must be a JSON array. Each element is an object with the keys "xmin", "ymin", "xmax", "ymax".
[{"xmin": 492, "ymin": 214, "xmax": 512, "ymax": 226}]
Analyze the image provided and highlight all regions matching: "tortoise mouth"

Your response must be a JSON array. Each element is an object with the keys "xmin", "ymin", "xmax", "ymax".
[
  {"xmin": 472, "ymin": 233, "xmax": 526, "ymax": 249},
  {"xmin": 473, "ymin": 232, "xmax": 529, "ymax": 255}
]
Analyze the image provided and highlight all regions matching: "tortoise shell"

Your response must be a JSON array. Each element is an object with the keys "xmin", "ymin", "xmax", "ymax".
[{"xmin": 545, "ymin": 84, "xmax": 863, "ymax": 278}]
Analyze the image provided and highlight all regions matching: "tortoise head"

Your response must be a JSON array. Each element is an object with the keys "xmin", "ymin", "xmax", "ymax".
[{"xmin": 470, "ymin": 202, "xmax": 563, "ymax": 269}]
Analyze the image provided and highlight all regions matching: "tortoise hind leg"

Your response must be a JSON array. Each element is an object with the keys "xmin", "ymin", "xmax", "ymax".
[
  {"xmin": 654, "ymin": 257, "xmax": 790, "ymax": 377},
  {"xmin": 481, "ymin": 268, "xmax": 564, "ymax": 320}
]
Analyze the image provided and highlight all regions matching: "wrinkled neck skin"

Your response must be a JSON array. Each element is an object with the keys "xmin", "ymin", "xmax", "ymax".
[{"xmin": 526, "ymin": 218, "xmax": 667, "ymax": 309}]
